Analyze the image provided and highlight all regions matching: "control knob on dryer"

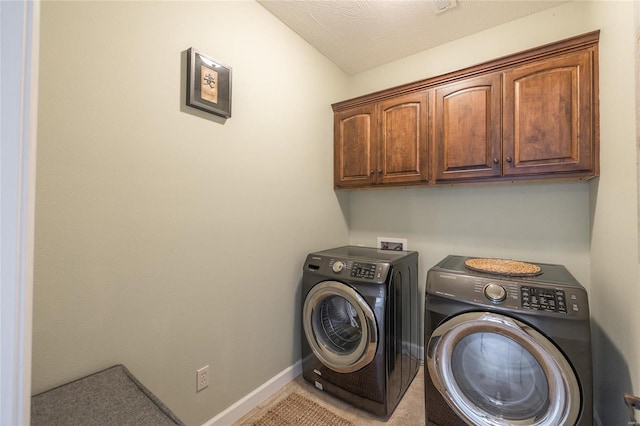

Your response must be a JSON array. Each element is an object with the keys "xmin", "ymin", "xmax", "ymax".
[
  {"xmin": 332, "ymin": 261, "xmax": 345, "ymax": 273},
  {"xmin": 484, "ymin": 283, "xmax": 506, "ymax": 302}
]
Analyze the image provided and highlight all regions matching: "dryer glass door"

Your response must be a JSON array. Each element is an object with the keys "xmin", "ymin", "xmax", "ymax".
[
  {"xmin": 303, "ymin": 281, "xmax": 377, "ymax": 373},
  {"xmin": 427, "ymin": 312, "xmax": 580, "ymax": 426}
]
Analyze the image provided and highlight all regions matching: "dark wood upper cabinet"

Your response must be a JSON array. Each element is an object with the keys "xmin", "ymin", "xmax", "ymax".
[
  {"xmin": 332, "ymin": 31, "xmax": 599, "ymax": 189},
  {"xmin": 433, "ymin": 73, "xmax": 502, "ymax": 183},
  {"xmin": 334, "ymin": 92, "xmax": 428, "ymax": 188},
  {"xmin": 334, "ymin": 105, "xmax": 376, "ymax": 188},
  {"xmin": 377, "ymin": 92, "xmax": 428, "ymax": 185},
  {"xmin": 503, "ymin": 50, "xmax": 595, "ymax": 177}
]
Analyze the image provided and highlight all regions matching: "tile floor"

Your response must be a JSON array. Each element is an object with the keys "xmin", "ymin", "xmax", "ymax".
[{"xmin": 235, "ymin": 366, "xmax": 425, "ymax": 425}]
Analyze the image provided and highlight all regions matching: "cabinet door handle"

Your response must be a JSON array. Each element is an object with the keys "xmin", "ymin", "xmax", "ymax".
[
  {"xmin": 370, "ymin": 170, "xmax": 374, "ymax": 175},
  {"xmin": 493, "ymin": 158, "xmax": 499, "ymax": 164},
  {"xmin": 377, "ymin": 169, "xmax": 382, "ymax": 174},
  {"xmin": 506, "ymin": 156, "xmax": 513, "ymax": 163}
]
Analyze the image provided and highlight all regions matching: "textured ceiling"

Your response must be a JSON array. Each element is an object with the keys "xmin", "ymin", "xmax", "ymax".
[{"xmin": 258, "ymin": 0, "xmax": 569, "ymax": 75}]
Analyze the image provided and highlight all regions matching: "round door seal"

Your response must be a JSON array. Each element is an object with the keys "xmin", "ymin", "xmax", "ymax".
[
  {"xmin": 427, "ymin": 311, "xmax": 580, "ymax": 425},
  {"xmin": 303, "ymin": 281, "xmax": 377, "ymax": 373}
]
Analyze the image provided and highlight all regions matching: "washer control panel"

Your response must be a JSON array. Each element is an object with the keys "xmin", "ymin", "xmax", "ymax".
[
  {"xmin": 306, "ymin": 255, "xmax": 390, "ymax": 284},
  {"xmin": 351, "ymin": 262, "xmax": 377, "ymax": 279},
  {"xmin": 332, "ymin": 261, "xmax": 346, "ymax": 273}
]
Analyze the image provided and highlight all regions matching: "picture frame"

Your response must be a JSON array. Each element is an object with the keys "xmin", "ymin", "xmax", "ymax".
[{"xmin": 186, "ymin": 48, "xmax": 232, "ymax": 118}]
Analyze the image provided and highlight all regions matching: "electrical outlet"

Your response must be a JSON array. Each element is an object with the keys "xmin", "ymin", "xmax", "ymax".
[
  {"xmin": 377, "ymin": 237, "xmax": 408, "ymax": 251},
  {"xmin": 196, "ymin": 365, "xmax": 209, "ymax": 392}
]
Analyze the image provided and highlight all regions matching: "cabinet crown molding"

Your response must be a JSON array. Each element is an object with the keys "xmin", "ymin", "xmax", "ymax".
[{"xmin": 332, "ymin": 30, "xmax": 600, "ymax": 112}]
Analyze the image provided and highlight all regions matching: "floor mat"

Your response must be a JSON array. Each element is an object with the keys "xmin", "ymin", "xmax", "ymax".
[
  {"xmin": 31, "ymin": 364, "xmax": 184, "ymax": 426},
  {"xmin": 252, "ymin": 392, "xmax": 354, "ymax": 426}
]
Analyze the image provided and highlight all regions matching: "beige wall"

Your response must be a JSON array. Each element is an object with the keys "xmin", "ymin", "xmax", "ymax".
[
  {"xmin": 588, "ymin": 1, "xmax": 640, "ymax": 424},
  {"xmin": 347, "ymin": 1, "xmax": 638, "ymax": 423},
  {"xmin": 33, "ymin": 1, "xmax": 349, "ymax": 424}
]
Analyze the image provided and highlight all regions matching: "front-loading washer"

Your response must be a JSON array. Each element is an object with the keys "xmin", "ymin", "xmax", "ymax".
[
  {"xmin": 301, "ymin": 246, "xmax": 419, "ymax": 417},
  {"xmin": 424, "ymin": 255, "xmax": 592, "ymax": 426}
]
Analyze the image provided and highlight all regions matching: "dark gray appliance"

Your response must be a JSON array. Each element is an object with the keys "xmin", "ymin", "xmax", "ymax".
[
  {"xmin": 301, "ymin": 246, "xmax": 419, "ymax": 417},
  {"xmin": 425, "ymin": 255, "xmax": 592, "ymax": 426}
]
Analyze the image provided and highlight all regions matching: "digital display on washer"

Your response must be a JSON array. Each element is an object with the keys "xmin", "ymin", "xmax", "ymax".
[
  {"xmin": 351, "ymin": 262, "xmax": 376, "ymax": 279},
  {"xmin": 521, "ymin": 286, "xmax": 567, "ymax": 313}
]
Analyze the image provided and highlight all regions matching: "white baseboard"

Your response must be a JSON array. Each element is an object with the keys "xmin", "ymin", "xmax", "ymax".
[
  {"xmin": 203, "ymin": 360, "xmax": 302, "ymax": 426},
  {"xmin": 202, "ymin": 345, "xmax": 424, "ymax": 426}
]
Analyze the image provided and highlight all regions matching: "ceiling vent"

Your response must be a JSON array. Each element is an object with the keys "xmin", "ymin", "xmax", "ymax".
[{"xmin": 432, "ymin": 0, "xmax": 458, "ymax": 14}]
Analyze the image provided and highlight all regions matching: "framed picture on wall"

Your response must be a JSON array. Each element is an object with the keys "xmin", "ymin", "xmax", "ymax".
[{"xmin": 186, "ymin": 48, "xmax": 232, "ymax": 118}]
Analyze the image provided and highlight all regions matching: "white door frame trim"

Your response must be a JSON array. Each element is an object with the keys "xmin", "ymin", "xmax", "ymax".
[{"xmin": 1, "ymin": 1, "xmax": 39, "ymax": 424}]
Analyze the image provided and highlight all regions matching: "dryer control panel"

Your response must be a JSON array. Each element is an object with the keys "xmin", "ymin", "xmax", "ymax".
[
  {"xmin": 427, "ymin": 271, "xmax": 589, "ymax": 320},
  {"xmin": 521, "ymin": 286, "xmax": 567, "ymax": 313}
]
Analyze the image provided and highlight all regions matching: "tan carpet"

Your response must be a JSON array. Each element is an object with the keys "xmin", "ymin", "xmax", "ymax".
[{"xmin": 251, "ymin": 393, "xmax": 354, "ymax": 426}]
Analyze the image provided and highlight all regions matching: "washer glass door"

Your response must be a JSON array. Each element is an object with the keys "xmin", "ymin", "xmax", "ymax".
[
  {"xmin": 303, "ymin": 281, "xmax": 377, "ymax": 373},
  {"xmin": 427, "ymin": 312, "xmax": 580, "ymax": 426}
]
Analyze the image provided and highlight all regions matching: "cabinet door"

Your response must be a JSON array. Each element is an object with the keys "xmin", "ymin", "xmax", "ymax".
[
  {"xmin": 433, "ymin": 74, "xmax": 501, "ymax": 182},
  {"xmin": 503, "ymin": 50, "xmax": 594, "ymax": 176},
  {"xmin": 378, "ymin": 92, "xmax": 429, "ymax": 185},
  {"xmin": 334, "ymin": 105, "xmax": 377, "ymax": 188}
]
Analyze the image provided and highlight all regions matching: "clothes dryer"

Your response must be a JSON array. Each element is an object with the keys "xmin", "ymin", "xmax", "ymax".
[
  {"xmin": 425, "ymin": 255, "xmax": 592, "ymax": 426},
  {"xmin": 301, "ymin": 246, "xmax": 419, "ymax": 417}
]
